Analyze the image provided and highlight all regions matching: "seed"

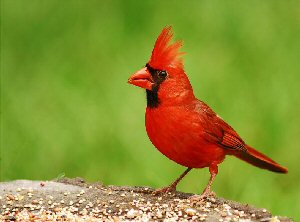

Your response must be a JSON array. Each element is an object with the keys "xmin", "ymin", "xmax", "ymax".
[
  {"xmin": 126, "ymin": 209, "xmax": 138, "ymax": 219},
  {"xmin": 186, "ymin": 208, "xmax": 197, "ymax": 216},
  {"xmin": 7, "ymin": 194, "xmax": 15, "ymax": 201},
  {"xmin": 32, "ymin": 200, "xmax": 39, "ymax": 205},
  {"xmin": 53, "ymin": 207, "xmax": 61, "ymax": 212}
]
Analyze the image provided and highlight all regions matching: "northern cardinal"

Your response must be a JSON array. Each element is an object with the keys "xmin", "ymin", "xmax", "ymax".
[{"xmin": 128, "ymin": 26, "xmax": 288, "ymax": 198}]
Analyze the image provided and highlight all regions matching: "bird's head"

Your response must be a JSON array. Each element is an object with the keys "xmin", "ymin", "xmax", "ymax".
[{"xmin": 128, "ymin": 26, "xmax": 195, "ymax": 108}]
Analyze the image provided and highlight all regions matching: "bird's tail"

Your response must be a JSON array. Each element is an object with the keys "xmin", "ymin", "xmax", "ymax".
[{"xmin": 235, "ymin": 145, "xmax": 288, "ymax": 173}]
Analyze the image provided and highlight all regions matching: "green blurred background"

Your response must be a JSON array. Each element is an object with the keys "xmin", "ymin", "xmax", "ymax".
[{"xmin": 1, "ymin": 0, "xmax": 300, "ymax": 219}]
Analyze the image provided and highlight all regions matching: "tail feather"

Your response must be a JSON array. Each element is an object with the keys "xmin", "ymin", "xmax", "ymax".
[{"xmin": 235, "ymin": 145, "xmax": 288, "ymax": 173}]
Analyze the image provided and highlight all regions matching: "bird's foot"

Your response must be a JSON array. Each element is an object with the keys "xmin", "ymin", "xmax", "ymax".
[
  {"xmin": 152, "ymin": 185, "xmax": 177, "ymax": 195},
  {"xmin": 189, "ymin": 190, "xmax": 216, "ymax": 203}
]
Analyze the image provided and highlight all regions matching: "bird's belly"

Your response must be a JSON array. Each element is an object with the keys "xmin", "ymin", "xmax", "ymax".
[{"xmin": 145, "ymin": 109, "xmax": 225, "ymax": 168}]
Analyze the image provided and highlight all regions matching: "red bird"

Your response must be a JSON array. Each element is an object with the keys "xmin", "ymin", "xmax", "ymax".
[{"xmin": 128, "ymin": 26, "xmax": 288, "ymax": 198}]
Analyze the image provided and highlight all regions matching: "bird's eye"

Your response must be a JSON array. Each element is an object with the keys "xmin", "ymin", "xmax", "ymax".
[{"xmin": 158, "ymin": 70, "xmax": 168, "ymax": 79}]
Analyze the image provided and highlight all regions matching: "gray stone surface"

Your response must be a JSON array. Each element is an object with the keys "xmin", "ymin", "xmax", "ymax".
[{"xmin": 0, "ymin": 178, "xmax": 293, "ymax": 221}]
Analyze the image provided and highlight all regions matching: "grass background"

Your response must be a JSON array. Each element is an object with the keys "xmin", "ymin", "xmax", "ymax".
[{"xmin": 1, "ymin": 0, "xmax": 299, "ymax": 220}]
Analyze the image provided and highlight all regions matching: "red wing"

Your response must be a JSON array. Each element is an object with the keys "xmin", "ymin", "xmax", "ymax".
[
  {"xmin": 196, "ymin": 100, "xmax": 247, "ymax": 152},
  {"xmin": 221, "ymin": 131, "xmax": 247, "ymax": 152}
]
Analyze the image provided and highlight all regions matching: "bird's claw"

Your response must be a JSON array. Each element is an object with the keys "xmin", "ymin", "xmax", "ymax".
[
  {"xmin": 189, "ymin": 190, "xmax": 216, "ymax": 203},
  {"xmin": 152, "ymin": 185, "xmax": 177, "ymax": 195}
]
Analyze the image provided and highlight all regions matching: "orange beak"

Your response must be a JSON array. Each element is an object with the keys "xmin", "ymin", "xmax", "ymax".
[{"xmin": 128, "ymin": 67, "xmax": 154, "ymax": 91}]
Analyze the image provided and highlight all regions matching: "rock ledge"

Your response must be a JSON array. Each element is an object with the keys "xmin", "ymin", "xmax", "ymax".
[{"xmin": 0, "ymin": 178, "xmax": 293, "ymax": 221}]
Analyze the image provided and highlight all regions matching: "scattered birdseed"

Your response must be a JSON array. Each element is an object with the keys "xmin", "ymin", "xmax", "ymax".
[{"xmin": 0, "ymin": 179, "xmax": 291, "ymax": 221}]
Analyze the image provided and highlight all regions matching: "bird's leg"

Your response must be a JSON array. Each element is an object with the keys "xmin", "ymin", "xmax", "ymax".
[
  {"xmin": 153, "ymin": 168, "xmax": 192, "ymax": 195},
  {"xmin": 190, "ymin": 162, "xmax": 218, "ymax": 202},
  {"xmin": 201, "ymin": 163, "xmax": 218, "ymax": 196}
]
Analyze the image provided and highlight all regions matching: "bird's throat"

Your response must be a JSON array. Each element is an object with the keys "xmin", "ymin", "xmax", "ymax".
[{"xmin": 146, "ymin": 87, "xmax": 159, "ymax": 108}]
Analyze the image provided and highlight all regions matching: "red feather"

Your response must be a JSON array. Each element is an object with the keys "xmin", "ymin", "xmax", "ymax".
[{"xmin": 149, "ymin": 26, "xmax": 184, "ymax": 71}]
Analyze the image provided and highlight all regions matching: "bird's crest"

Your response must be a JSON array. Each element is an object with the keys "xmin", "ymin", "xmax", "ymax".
[{"xmin": 149, "ymin": 26, "xmax": 184, "ymax": 70}]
